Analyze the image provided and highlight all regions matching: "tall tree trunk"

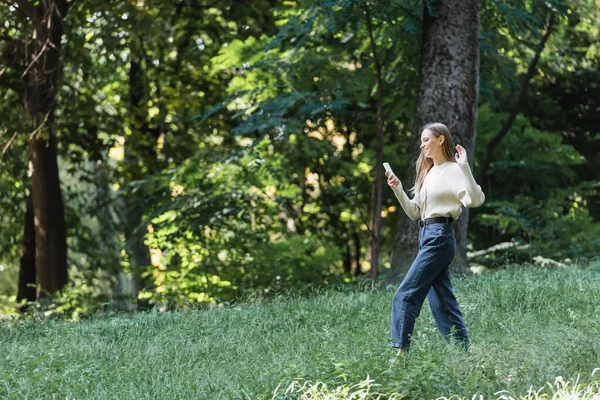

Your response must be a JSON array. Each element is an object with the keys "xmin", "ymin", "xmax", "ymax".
[
  {"xmin": 22, "ymin": 0, "xmax": 70, "ymax": 299},
  {"xmin": 341, "ymin": 119, "xmax": 362, "ymax": 276},
  {"xmin": 386, "ymin": 0, "xmax": 480, "ymax": 284},
  {"xmin": 17, "ymin": 193, "xmax": 36, "ymax": 303},
  {"xmin": 28, "ymin": 128, "xmax": 68, "ymax": 297},
  {"xmin": 353, "ymin": 232, "xmax": 362, "ymax": 275},
  {"xmin": 366, "ymin": 7, "xmax": 384, "ymax": 284},
  {"xmin": 343, "ymin": 241, "xmax": 352, "ymax": 275},
  {"xmin": 121, "ymin": 34, "xmax": 154, "ymax": 300}
]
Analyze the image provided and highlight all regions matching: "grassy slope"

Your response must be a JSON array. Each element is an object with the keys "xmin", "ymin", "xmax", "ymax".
[{"xmin": 0, "ymin": 266, "xmax": 599, "ymax": 399}]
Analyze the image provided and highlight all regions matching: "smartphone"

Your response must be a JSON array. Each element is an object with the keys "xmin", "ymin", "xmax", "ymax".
[{"xmin": 383, "ymin": 162, "xmax": 393, "ymax": 174}]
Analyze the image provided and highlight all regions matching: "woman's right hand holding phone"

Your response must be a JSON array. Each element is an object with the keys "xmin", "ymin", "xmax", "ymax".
[{"xmin": 386, "ymin": 171, "xmax": 401, "ymax": 189}]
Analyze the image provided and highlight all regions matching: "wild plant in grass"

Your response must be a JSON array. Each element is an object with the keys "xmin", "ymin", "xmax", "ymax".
[
  {"xmin": 495, "ymin": 369, "xmax": 600, "ymax": 400},
  {"xmin": 272, "ymin": 376, "xmax": 405, "ymax": 399},
  {"xmin": 273, "ymin": 370, "xmax": 600, "ymax": 400}
]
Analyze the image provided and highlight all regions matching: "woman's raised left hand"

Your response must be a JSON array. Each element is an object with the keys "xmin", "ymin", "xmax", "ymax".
[{"xmin": 455, "ymin": 144, "xmax": 468, "ymax": 165}]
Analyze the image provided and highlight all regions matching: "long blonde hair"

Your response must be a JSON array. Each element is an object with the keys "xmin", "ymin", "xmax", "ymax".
[{"xmin": 412, "ymin": 123, "xmax": 456, "ymax": 194}]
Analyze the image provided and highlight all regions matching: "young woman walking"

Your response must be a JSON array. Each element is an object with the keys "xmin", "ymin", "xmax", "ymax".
[{"xmin": 386, "ymin": 122, "xmax": 485, "ymax": 355}]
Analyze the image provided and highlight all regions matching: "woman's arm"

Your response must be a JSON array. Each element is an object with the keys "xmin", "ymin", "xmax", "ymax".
[
  {"xmin": 454, "ymin": 144, "xmax": 485, "ymax": 207},
  {"xmin": 392, "ymin": 184, "xmax": 422, "ymax": 221},
  {"xmin": 457, "ymin": 163, "xmax": 485, "ymax": 207},
  {"xmin": 387, "ymin": 171, "xmax": 421, "ymax": 220}
]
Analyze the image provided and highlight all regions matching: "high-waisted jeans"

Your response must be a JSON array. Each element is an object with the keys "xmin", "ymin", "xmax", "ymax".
[{"xmin": 390, "ymin": 222, "xmax": 470, "ymax": 350}]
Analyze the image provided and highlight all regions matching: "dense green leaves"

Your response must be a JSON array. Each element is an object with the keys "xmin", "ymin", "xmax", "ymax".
[{"xmin": 0, "ymin": 0, "xmax": 598, "ymax": 313}]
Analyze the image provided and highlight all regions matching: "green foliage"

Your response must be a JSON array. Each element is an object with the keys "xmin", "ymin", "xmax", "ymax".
[
  {"xmin": 0, "ymin": 20, "xmax": 30, "ymax": 299},
  {"xmin": 191, "ymin": 0, "xmax": 426, "ymax": 296},
  {"xmin": 479, "ymin": 0, "xmax": 569, "ymax": 106},
  {"xmin": 1, "ymin": 0, "xmax": 599, "ymax": 315},
  {"xmin": 139, "ymin": 136, "xmax": 343, "ymax": 305},
  {"xmin": 472, "ymin": 105, "xmax": 600, "ymax": 264}
]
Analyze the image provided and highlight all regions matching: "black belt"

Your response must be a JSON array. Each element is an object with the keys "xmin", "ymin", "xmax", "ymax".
[{"xmin": 418, "ymin": 216, "xmax": 453, "ymax": 227}]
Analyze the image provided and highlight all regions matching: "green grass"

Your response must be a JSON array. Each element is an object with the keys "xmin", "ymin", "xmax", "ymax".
[{"xmin": 0, "ymin": 266, "xmax": 599, "ymax": 399}]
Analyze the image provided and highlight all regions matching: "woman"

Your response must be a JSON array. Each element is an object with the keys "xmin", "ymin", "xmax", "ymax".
[{"xmin": 386, "ymin": 122, "xmax": 485, "ymax": 355}]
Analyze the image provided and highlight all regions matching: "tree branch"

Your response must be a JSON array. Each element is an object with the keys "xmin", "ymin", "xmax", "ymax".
[
  {"xmin": 2, "ymin": 131, "xmax": 19, "ymax": 155},
  {"xmin": 477, "ymin": 13, "xmax": 556, "ymax": 183},
  {"xmin": 20, "ymin": 38, "xmax": 50, "ymax": 78}
]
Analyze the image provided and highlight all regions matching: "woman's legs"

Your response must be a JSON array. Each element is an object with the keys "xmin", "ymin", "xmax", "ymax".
[
  {"xmin": 390, "ymin": 224, "xmax": 455, "ymax": 350},
  {"xmin": 390, "ymin": 248, "xmax": 437, "ymax": 350},
  {"xmin": 427, "ymin": 268, "xmax": 470, "ymax": 349}
]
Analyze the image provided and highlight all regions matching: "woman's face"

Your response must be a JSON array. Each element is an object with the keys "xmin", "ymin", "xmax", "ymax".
[{"xmin": 420, "ymin": 129, "xmax": 444, "ymax": 159}]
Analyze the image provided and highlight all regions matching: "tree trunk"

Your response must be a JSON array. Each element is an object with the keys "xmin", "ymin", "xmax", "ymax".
[
  {"xmin": 28, "ymin": 130, "xmax": 68, "ymax": 298},
  {"xmin": 22, "ymin": 0, "xmax": 70, "ymax": 299},
  {"xmin": 17, "ymin": 193, "xmax": 36, "ymax": 303},
  {"xmin": 386, "ymin": 0, "xmax": 480, "ymax": 284},
  {"xmin": 343, "ymin": 241, "xmax": 352, "ymax": 275},
  {"xmin": 121, "ymin": 34, "xmax": 155, "ymax": 301},
  {"xmin": 366, "ymin": 7, "xmax": 385, "ymax": 284},
  {"xmin": 353, "ymin": 232, "xmax": 362, "ymax": 276}
]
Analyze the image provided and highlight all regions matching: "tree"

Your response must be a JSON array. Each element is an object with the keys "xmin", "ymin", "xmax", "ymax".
[
  {"xmin": 2, "ymin": 0, "xmax": 71, "ymax": 299},
  {"xmin": 364, "ymin": 5, "xmax": 386, "ymax": 284},
  {"xmin": 477, "ymin": 13, "xmax": 556, "ymax": 185},
  {"xmin": 387, "ymin": 0, "xmax": 480, "ymax": 283}
]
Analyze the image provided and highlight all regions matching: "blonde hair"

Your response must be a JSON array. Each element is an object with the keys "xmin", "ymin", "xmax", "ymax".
[{"xmin": 412, "ymin": 123, "xmax": 456, "ymax": 194}]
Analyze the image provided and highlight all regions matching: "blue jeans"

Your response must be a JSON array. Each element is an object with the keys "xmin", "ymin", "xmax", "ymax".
[{"xmin": 390, "ymin": 222, "xmax": 470, "ymax": 350}]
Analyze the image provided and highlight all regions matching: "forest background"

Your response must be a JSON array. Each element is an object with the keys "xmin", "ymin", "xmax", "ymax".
[{"xmin": 0, "ymin": 0, "xmax": 599, "ymax": 316}]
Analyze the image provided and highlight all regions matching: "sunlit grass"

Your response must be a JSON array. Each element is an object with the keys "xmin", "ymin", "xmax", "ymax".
[
  {"xmin": 275, "ymin": 372, "xmax": 600, "ymax": 399},
  {"xmin": 0, "ymin": 265, "xmax": 599, "ymax": 399}
]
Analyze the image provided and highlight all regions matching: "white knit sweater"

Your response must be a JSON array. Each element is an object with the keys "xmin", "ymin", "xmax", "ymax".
[{"xmin": 392, "ymin": 161, "xmax": 485, "ymax": 221}]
